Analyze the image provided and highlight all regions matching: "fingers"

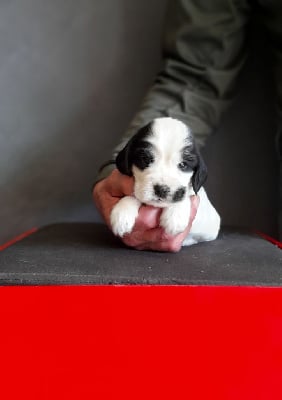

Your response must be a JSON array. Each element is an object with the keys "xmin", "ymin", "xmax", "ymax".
[
  {"xmin": 93, "ymin": 172, "xmax": 201, "ymax": 253},
  {"xmin": 121, "ymin": 204, "xmax": 168, "ymax": 250},
  {"xmin": 123, "ymin": 227, "xmax": 184, "ymax": 252},
  {"xmin": 135, "ymin": 206, "xmax": 162, "ymax": 229},
  {"xmin": 122, "ymin": 195, "xmax": 200, "ymax": 252},
  {"xmin": 93, "ymin": 170, "xmax": 135, "ymax": 227}
]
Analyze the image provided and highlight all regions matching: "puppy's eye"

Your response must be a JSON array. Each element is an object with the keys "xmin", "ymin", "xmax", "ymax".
[{"xmin": 178, "ymin": 161, "xmax": 191, "ymax": 171}]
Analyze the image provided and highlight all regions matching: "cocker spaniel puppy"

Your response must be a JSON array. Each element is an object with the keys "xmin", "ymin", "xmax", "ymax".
[{"xmin": 110, "ymin": 117, "xmax": 220, "ymax": 246}]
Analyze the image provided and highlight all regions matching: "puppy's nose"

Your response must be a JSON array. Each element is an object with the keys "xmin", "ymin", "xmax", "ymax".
[{"xmin": 153, "ymin": 184, "xmax": 170, "ymax": 199}]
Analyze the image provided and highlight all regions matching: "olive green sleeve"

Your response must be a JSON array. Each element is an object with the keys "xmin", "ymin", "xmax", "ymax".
[{"xmin": 96, "ymin": 0, "xmax": 250, "ymax": 183}]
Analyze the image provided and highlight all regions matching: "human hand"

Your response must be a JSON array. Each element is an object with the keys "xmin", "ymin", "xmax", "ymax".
[{"xmin": 93, "ymin": 169, "xmax": 199, "ymax": 252}]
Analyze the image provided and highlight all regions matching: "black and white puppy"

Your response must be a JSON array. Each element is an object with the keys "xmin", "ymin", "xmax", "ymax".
[{"xmin": 110, "ymin": 117, "xmax": 220, "ymax": 246}]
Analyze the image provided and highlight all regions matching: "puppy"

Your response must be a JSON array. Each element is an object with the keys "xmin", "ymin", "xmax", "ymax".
[{"xmin": 110, "ymin": 117, "xmax": 220, "ymax": 246}]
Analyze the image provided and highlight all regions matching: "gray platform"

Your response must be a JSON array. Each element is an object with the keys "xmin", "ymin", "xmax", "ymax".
[{"xmin": 0, "ymin": 223, "xmax": 281, "ymax": 286}]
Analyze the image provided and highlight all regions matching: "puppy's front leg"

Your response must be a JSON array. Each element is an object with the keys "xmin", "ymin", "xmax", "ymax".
[
  {"xmin": 160, "ymin": 199, "xmax": 191, "ymax": 236},
  {"xmin": 110, "ymin": 196, "xmax": 141, "ymax": 237}
]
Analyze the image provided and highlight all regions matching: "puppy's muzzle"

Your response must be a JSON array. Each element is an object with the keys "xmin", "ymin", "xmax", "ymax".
[{"xmin": 153, "ymin": 184, "xmax": 186, "ymax": 203}]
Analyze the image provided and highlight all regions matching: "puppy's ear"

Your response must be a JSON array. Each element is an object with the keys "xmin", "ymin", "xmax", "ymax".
[
  {"xmin": 191, "ymin": 153, "xmax": 208, "ymax": 194},
  {"xmin": 115, "ymin": 122, "xmax": 152, "ymax": 176},
  {"xmin": 115, "ymin": 139, "xmax": 133, "ymax": 176}
]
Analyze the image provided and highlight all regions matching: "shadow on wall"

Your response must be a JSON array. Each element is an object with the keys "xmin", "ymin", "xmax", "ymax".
[
  {"xmin": 0, "ymin": 0, "xmax": 167, "ymax": 243},
  {"xmin": 203, "ymin": 30, "xmax": 279, "ymax": 237}
]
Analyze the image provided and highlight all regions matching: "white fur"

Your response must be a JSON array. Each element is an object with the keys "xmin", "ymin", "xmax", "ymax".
[
  {"xmin": 133, "ymin": 118, "xmax": 194, "ymax": 208},
  {"xmin": 160, "ymin": 197, "xmax": 191, "ymax": 236},
  {"xmin": 110, "ymin": 117, "xmax": 220, "ymax": 246},
  {"xmin": 111, "ymin": 196, "xmax": 141, "ymax": 237}
]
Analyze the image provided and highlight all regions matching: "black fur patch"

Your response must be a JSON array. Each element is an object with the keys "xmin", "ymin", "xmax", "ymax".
[
  {"xmin": 178, "ymin": 145, "xmax": 198, "ymax": 172},
  {"xmin": 172, "ymin": 187, "xmax": 186, "ymax": 202},
  {"xmin": 133, "ymin": 142, "xmax": 154, "ymax": 170},
  {"xmin": 179, "ymin": 143, "xmax": 208, "ymax": 194},
  {"xmin": 116, "ymin": 123, "xmax": 155, "ymax": 175}
]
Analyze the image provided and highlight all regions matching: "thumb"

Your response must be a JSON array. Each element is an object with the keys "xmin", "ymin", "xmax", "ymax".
[{"xmin": 107, "ymin": 169, "xmax": 134, "ymax": 197}]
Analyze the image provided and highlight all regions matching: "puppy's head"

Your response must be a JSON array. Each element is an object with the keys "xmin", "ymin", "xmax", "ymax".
[{"xmin": 116, "ymin": 117, "xmax": 207, "ymax": 207}]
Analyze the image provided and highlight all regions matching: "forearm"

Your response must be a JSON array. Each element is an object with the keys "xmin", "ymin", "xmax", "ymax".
[{"xmin": 96, "ymin": 0, "xmax": 250, "ymax": 183}]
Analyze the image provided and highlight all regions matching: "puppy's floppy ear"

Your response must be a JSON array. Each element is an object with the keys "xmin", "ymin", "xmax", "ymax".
[
  {"xmin": 191, "ymin": 152, "xmax": 208, "ymax": 194},
  {"xmin": 115, "ymin": 122, "xmax": 152, "ymax": 176},
  {"xmin": 115, "ymin": 139, "xmax": 134, "ymax": 176}
]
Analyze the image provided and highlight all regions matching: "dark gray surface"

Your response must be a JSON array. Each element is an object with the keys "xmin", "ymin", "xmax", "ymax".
[{"xmin": 0, "ymin": 223, "xmax": 281, "ymax": 286}]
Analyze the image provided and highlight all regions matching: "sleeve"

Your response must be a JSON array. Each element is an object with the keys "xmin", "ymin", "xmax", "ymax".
[{"xmin": 95, "ymin": 0, "xmax": 250, "ymax": 184}]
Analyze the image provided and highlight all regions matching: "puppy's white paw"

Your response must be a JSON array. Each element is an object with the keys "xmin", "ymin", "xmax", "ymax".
[
  {"xmin": 160, "ymin": 204, "xmax": 190, "ymax": 236},
  {"xmin": 110, "ymin": 196, "xmax": 141, "ymax": 237}
]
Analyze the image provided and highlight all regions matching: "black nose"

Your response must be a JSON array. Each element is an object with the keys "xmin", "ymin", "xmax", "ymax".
[
  {"xmin": 172, "ymin": 187, "xmax": 186, "ymax": 202},
  {"xmin": 153, "ymin": 184, "xmax": 170, "ymax": 199}
]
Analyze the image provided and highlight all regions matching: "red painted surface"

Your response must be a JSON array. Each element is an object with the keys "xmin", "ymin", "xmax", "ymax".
[
  {"xmin": 0, "ymin": 285, "xmax": 282, "ymax": 399},
  {"xmin": 0, "ymin": 227, "xmax": 38, "ymax": 251},
  {"xmin": 255, "ymin": 231, "xmax": 282, "ymax": 249}
]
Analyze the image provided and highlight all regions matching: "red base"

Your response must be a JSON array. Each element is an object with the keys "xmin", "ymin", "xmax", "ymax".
[
  {"xmin": 255, "ymin": 230, "xmax": 282, "ymax": 249},
  {"xmin": 0, "ymin": 227, "xmax": 37, "ymax": 251},
  {"xmin": 0, "ymin": 285, "xmax": 282, "ymax": 399}
]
